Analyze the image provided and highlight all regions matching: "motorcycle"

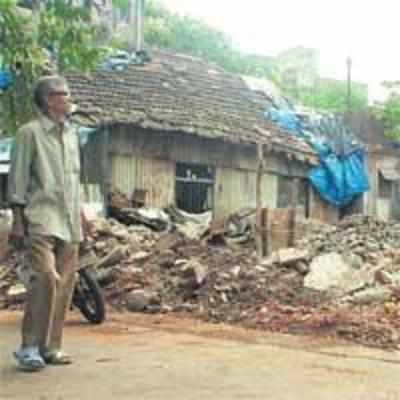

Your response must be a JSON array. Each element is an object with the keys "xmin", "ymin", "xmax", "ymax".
[{"xmin": 72, "ymin": 245, "xmax": 106, "ymax": 324}]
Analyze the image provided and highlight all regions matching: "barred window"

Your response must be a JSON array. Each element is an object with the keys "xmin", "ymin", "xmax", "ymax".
[{"xmin": 175, "ymin": 162, "xmax": 214, "ymax": 214}]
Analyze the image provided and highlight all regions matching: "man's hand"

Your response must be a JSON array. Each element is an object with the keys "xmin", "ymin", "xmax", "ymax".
[
  {"xmin": 82, "ymin": 219, "xmax": 95, "ymax": 239},
  {"xmin": 81, "ymin": 210, "xmax": 95, "ymax": 239},
  {"xmin": 9, "ymin": 206, "xmax": 27, "ymax": 251},
  {"xmin": 9, "ymin": 221, "xmax": 26, "ymax": 250}
]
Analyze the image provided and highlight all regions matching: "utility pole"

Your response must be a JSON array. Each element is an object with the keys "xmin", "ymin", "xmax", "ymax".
[
  {"xmin": 346, "ymin": 56, "xmax": 352, "ymax": 114},
  {"xmin": 128, "ymin": 0, "xmax": 144, "ymax": 52}
]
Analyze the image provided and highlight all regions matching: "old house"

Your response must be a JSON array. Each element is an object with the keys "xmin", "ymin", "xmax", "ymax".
[
  {"xmin": 345, "ymin": 112, "xmax": 400, "ymax": 221},
  {"xmin": 67, "ymin": 50, "xmax": 340, "ymax": 223}
]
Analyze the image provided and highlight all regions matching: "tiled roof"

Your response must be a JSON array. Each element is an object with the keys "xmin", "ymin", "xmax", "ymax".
[{"xmin": 66, "ymin": 50, "xmax": 316, "ymax": 160}]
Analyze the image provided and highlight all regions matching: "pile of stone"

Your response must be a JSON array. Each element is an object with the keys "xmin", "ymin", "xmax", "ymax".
[
  {"xmin": 3, "ymin": 210, "xmax": 400, "ymax": 349},
  {"xmin": 297, "ymin": 215, "xmax": 400, "ymax": 264},
  {"xmin": 294, "ymin": 215, "xmax": 400, "ymax": 303}
]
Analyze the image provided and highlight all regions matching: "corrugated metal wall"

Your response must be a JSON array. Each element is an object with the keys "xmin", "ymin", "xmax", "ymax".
[
  {"xmin": 135, "ymin": 157, "xmax": 175, "ymax": 208},
  {"xmin": 214, "ymin": 168, "xmax": 255, "ymax": 218},
  {"xmin": 363, "ymin": 151, "xmax": 399, "ymax": 221},
  {"xmin": 363, "ymin": 151, "xmax": 378, "ymax": 217},
  {"xmin": 109, "ymin": 127, "xmax": 258, "ymax": 171},
  {"xmin": 81, "ymin": 132, "xmax": 105, "ymax": 184},
  {"xmin": 309, "ymin": 188, "xmax": 339, "ymax": 223},
  {"xmin": 91, "ymin": 127, "xmax": 333, "ymax": 221},
  {"xmin": 111, "ymin": 155, "xmax": 136, "ymax": 195},
  {"xmin": 262, "ymin": 173, "xmax": 278, "ymax": 209},
  {"xmin": 111, "ymin": 154, "xmax": 174, "ymax": 208},
  {"xmin": 214, "ymin": 168, "xmax": 278, "ymax": 219},
  {"xmin": 377, "ymin": 199, "xmax": 391, "ymax": 221},
  {"xmin": 80, "ymin": 184, "xmax": 103, "ymax": 203}
]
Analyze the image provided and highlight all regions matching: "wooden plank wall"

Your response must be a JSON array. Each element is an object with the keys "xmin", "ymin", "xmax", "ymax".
[
  {"xmin": 85, "ymin": 126, "xmax": 340, "ymax": 221},
  {"xmin": 111, "ymin": 154, "xmax": 174, "ymax": 208}
]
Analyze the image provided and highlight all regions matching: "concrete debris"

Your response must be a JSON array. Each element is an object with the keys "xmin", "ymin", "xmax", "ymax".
[
  {"xmin": 275, "ymin": 248, "xmax": 309, "ymax": 266},
  {"xmin": 181, "ymin": 260, "xmax": 208, "ymax": 287},
  {"xmin": 111, "ymin": 207, "xmax": 171, "ymax": 232},
  {"xmin": 7, "ymin": 284, "xmax": 26, "ymax": 303},
  {"xmin": 125, "ymin": 289, "xmax": 159, "ymax": 312},
  {"xmin": 154, "ymin": 232, "xmax": 185, "ymax": 254},
  {"xmin": 345, "ymin": 287, "xmax": 393, "ymax": 305},
  {"xmin": 374, "ymin": 269, "xmax": 393, "ymax": 285},
  {"xmin": 294, "ymin": 261, "xmax": 310, "ymax": 275},
  {"xmin": 0, "ymin": 265, "xmax": 10, "ymax": 281},
  {"xmin": 3, "ymin": 211, "xmax": 400, "ymax": 349},
  {"xmin": 129, "ymin": 251, "xmax": 151, "ymax": 262},
  {"xmin": 226, "ymin": 207, "xmax": 255, "ymax": 238},
  {"xmin": 175, "ymin": 222, "xmax": 209, "ymax": 241},
  {"xmin": 94, "ymin": 246, "xmax": 127, "ymax": 269},
  {"xmin": 304, "ymin": 253, "xmax": 351, "ymax": 291}
]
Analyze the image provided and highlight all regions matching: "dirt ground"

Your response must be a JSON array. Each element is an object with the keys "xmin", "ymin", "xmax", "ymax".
[{"xmin": 1, "ymin": 310, "xmax": 400, "ymax": 400}]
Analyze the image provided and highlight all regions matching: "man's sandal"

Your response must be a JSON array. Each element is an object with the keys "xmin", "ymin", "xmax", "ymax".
[
  {"xmin": 13, "ymin": 349, "xmax": 46, "ymax": 372},
  {"xmin": 42, "ymin": 351, "xmax": 73, "ymax": 365}
]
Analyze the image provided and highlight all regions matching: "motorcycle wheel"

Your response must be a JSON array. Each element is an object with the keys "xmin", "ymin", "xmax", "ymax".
[{"xmin": 73, "ymin": 267, "xmax": 106, "ymax": 324}]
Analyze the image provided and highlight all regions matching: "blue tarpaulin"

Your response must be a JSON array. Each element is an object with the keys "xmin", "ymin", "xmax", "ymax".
[
  {"xmin": 0, "ymin": 70, "xmax": 13, "ymax": 90},
  {"xmin": 308, "ymin": 149, "xmax": 369, "ymax": 207},
  {"xmin": 264, "ymin": 107, "xmax": 302, "ymax": 134},
  {"xmin": 264, "ymin": 106, "xmax": 370, "ymax": 208}
]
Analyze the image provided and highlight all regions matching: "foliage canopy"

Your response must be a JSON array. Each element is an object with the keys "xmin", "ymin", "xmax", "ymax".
[
  {"xmin": 0, "ymin": 0, "xmax": 104, "ymax": 133},
  {"xmin": 143, "ymin": 0, "xmax": 278, "ymax": 81},
  {"xmin": 1, "ymin": 0, "xmax": 371, "ymax": 133},
  {"xmin": 142, "ymin": 1, "xmax": 367, "ymax": 112},
  {"xmin": 372, "ymin": 81, "xmax": 400, "ymax": 140}
]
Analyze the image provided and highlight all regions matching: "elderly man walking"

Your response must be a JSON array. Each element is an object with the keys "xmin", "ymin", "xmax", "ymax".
[{"xmin": 8, "ymin": 75, "xmax": 83, "ymax": 371}]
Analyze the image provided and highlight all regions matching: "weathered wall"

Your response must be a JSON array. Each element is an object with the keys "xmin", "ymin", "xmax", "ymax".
[
  {"xmin": 108, "ymin": 126, "xmax": 256, "ymax": 171},
  {"xmin": 213, "ymin": 169, "xmax": 279, "ymax": 219},
  {"xmin": 344, "ymin": 112, "xmax": 400, "ymax": 221},
  {"xmin": 365, "ymin": 150, "xmax": 400, "ymax": 221},
  {"xmin": 214, "ymin": 167, "xmax": 255, "ymax": 218},
  {"xmin": 84, "ymin": 126, "xmax": 334, "ymax": 221},
  {"xmin": 309, "ymin": 188, "xmax": 339, "ymax": 224},
  {"xmin": 111, "ymin": 155, "xmax": 175, "ymax": 208},
  {"xmin": 362, "ymin": 151, "xmax": 379, "ymax": 217},
  {"xmin": 80, "ymin": 184, "xmax": 103, "ymax": 203},
  {"xmin": 111, "ymin": 153, "xmax": 280, "ymax": 219},
  {"xmin": 108, "ymin": 126, "xmax": 311, "ymax": 176}
]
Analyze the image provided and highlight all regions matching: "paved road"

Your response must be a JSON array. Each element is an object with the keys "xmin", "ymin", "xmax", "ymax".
[{"xmin": 1, "ymin": 311, "xmax": 400, "ymax": 400}]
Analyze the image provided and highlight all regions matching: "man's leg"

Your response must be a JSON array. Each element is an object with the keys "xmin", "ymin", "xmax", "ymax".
[
  {"xmin": 44, "ymin": 239, "xmax": 78, "ymax": 359},
  {"xmin": 16, "ymin": 235, "xmax": 57, "ymax": 370}
]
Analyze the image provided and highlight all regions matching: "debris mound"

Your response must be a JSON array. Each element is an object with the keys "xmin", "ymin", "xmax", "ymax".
[{"xmin": 3, "ymin": 209, "xmax": 400, "ymax": 349}]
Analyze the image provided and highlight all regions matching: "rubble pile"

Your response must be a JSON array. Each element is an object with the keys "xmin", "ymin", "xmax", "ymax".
[
  {"xmin": 3, "ymin": 208, "xmax": 400, "ymax": 348},
  {"xmin": 295, "ymin": 215, "xmax": 400, "ymax": 301},
  {"xmin": 297, "ymin": 215, "xmax": 400, "ymax": 264}
]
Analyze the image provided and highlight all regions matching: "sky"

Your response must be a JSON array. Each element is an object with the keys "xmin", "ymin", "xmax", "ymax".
[{"xmin": 158, "ymin": 0, "xmax": 400, "ymax": 101}]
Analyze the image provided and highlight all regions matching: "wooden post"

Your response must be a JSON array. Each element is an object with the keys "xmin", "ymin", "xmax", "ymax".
[
  {"xmin": 262, "ymin": 207, "xmax": 271, "ymax": 256},
  {"xmin": 289, "ymin": 178, "xmax": 299, "ymax": 246},
  {"xmin": 102, "ymin": 125, "xmax": 111, "ymax": 216},
  {"xmin": 128, "ymin": 0, "xmax": 145, "ymax": 52},
  {"xmin": 134, "ymin": 0, "xmax": 145, "ymax": 52},
  {"xmin": 256, "ymin": 143, "xmax": 264, "ymax": 259}
]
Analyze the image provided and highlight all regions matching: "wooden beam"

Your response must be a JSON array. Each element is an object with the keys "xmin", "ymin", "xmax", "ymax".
[
  {"xmin": 289, "ymin": 178, "xmax": 299, "ymax": 247},
  {"xmin": 256, "ymin": 143, "xmax": 264, "ymax": 259}
]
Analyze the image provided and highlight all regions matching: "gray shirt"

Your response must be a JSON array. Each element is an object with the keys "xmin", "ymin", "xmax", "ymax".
[{"xmin": 8, "ymin": 113, "xmax": 82, "ymax": 242}]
